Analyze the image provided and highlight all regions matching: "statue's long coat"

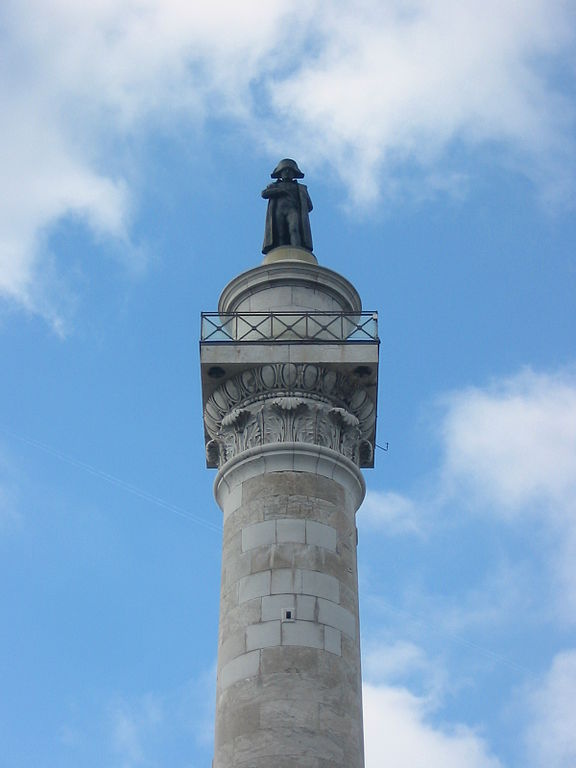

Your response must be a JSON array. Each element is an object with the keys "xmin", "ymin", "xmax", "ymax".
[{"xmin": 262, "ymin": 181, "xmax": 313, "ymax": 254}]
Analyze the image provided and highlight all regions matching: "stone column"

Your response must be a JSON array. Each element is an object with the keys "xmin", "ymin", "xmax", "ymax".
[
  {"xmin": 206, "ymin": 365, "xmax": 371, "ymax": 768},
  {"xmin": 201, "ymin": 249, "xmax": 378, "ymax": 768}
]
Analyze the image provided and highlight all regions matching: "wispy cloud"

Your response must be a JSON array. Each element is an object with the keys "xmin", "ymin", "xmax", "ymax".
[
  {"xmin": 361, "ymin": 490, "xmax": 423, "ymax": 535},
  {"xmin": 110, "ymin": 694, "xmax": 164, "ymax": 767},
  {"xmin": 522, "ymin": 649, "xmax": 576, "ymax": 768},
  {"xmin": 0, "ymin": 446, "xmax": 21, "ymax": 531},
  {"xmin": 105, "ymin": 664, "xmax": 216, "ymax": 767},
  {"xmin": 1, "ymin": 0, "xmax": 575, "ymax": 318},
  {"xmin": 0, "ymin": 483, "xmax": 20, "ymax": 531}
]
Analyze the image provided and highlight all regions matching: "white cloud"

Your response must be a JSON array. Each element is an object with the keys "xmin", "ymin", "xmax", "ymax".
[
  {"xmin": 363, "ymin": 367, "xmax": 576, "ymax": 633},
  {"xmin": 268, "ymin": 0, "xmax": 576, "ymax": 204},
  {"xmin": 0, "ymin": 0, "xmax": 300, "ymax": 320},
  {"xmin": 362, "ymin": 639, "xmax": 503, "ymax": 767},
  {"xmin": 364, "ymin": 640, "xmax": 430, "ymax": 682},
  {"xmin": 523, "ymin": 649, "xmax": 576, "ymax": 768},
  {"xmin": 361, "ymin": 490, "xmax": 423, "ymax": 535},
  {"xmin": 364, "ymin": 682, "xmax": 503, "ymax": 768},
  {"xmin": 440, "ymin": 368, "xmax": 576, "ymax": 515},
  {"xmin": 1, "ymin": 0, "xmax": 575, "ymax": 318},
  {"xmin": 439, "ymin": 368, "xmax": 576, "ymax": 618},
  {"xmin": 363, "ymin": 638, "xmax": 451, "ymax": 704}
]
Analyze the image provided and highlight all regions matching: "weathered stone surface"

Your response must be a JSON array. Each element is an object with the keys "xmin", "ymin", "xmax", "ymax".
[
  {"xmin": 238, "ymin": 570, "xmax": 271, "ymax": 603},
  {"xmin": 242, "ymin": 470, "xmax": 345, "ymax": 507},
  {"xmin": 213, "ymin": 462, "xmax": 365, "ymax": 768},
  {"xmin": 246, "ymin": 620, "xmax": 282, "ymax": 651},
  {"xmin": 219, "ymin": 650, "xmax": 260, "ymax": 690},
  {"xmin": 261, "ymin": 594, "xmax": 296, "ymax": 622},
  {"xmin": 241, "ymin": 520, "xmax": 276, "ymax": 551},
  {"xmin": 317, "ymin": 598, "xmax": 356, "ymax": 639},
  {"xmin": 260, "ymin": 698, "xmax": 319, "ymax": 730},
  {"xmin": 281, "ymin": 620, "xmax": 324, "ymax": 649},
  {"xmin": 276, "ymin": 517, "xmax": 306, "ymax": 544},
  {"xmin": 306, "ymin": 519, "xmax": 337, "ymax": 550},
  {"xmin": 324, "ymin": 626, "xmax": 342, "ymax": 656}
]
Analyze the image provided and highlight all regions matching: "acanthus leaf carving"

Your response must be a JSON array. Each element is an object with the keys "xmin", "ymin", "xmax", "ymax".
[{"xmin": 204, "ymin": 364, "xmax": 376, "ymax": 468}]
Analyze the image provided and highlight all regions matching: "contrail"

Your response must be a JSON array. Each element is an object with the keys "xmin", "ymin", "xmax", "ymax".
[
  {"xmin": 0, "ymin": 426, "xmax": 222, "ymax": 534},
  {"xmin": 372, "ymin": 596, "xmax": 531, "ymax": 674}
]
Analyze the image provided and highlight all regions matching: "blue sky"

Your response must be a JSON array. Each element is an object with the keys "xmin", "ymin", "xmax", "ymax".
[{"xmin": 1, "ymin": 1, "xmax": 576, "ymax": 766}]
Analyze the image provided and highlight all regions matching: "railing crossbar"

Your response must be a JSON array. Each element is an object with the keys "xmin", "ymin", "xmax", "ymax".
[{"xmin": 201, "ymin": 311, "xmax": 378, "ymax": 343}]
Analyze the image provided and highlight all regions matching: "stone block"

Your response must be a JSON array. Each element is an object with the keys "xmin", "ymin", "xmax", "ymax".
[
  {"xmin": 324, "ymin": 626, "xmax": 342, "ymax": 656},
  {"xmin": 214, "ymin": 701, "xmax": 260, "ymax": 744},
  {"xmin": 219, "ymin": 580, "xmax": 239, "ymax": 614},
  {"xmin": 265, "ymin": 543, "xmax": 297, "ymax": 570},
  {"xmin": 240, "ymin": 473, "xmax": 274, "ymax": 504},
  {"xmin": 293, "ymin": 449, "xmax": 320, "ymax": 473},
  {"xmin": 289, "ymin": 544, "xmax": 325, "ymax": 573},
  {"xmin": 219, "ymin": 629, "xmax": 246, "ymax": 666},
  {"xmin": 276, "ymin": 517, "xmax": 306, "ymax": 544},
  {"xmin": 286, "ymin": 496, "xmax": 315, "ymax": 519},
  {"xmin": 222, "ymin": 550, "xmax": 252, "ymax": 588},
  {"xmin": 238, "ymin": 570, "xmax": 271, "ymax": 603},
  {"xmin": 220, "ymin": 482, "xmax": 243, "ymax": 523},
  {"xmin": 339, "ymin": 582, "xmax": 358, "ymax": 613},
  {"xmin": 271, "ymin": 568, "xmax": 302, "ymax": 595},
  {"xmin": 264, "ymin": 449, "xmax": 295, "ymax": 474},
  {"xmin": 232, "ymin": 728, "xmax": 343, "ymax": 765},
  {"xmin": 317, "ymin": 599, "xmax": 356, "ymax": 639},
  {"xmin": 246, "ymin": 620, "xmax": 281, "ymax": 651},
  {"xmin": 261, "ymin": 594, "xmax": 295, "ymax": 622},
  {"xmin": 302, "ymin": 570, "xmax": 340, "ymax": 602},
  {"xmin": 219, "ymin": 650, "xmax": 260, "ymax": 690},
  {"xmin": 259, "ymin": 645, "xmax": 322, "ymax": 678},
  {"xmin": 282, "ymin": 620, "xmax": 323, "ymax": 649},
  {"xmin": 306, "ymin": 521, "xmax": 337, "ymax": 551},
  {"xmin": 283, "ymin": 546, "xmax": 342, "ymax": 583},
  {"xmin": 235, "ymin": 758, "xmax": 320, "ymax": 768},
  {"xmin": 231, "ymin": 499, "xmax": 267, "ymax": 528},
  {"xmin": 260, "ymin": 698, "xmax": 319, "ymax": 730},
  {"xmin": 296, "ymin": 594, "xmax": 316, "ymax": 621},
  {"xmin": 222, "ymin": 524, "xmax": 241, "ymax": 553},
  {"xmin": 219, "ymin": 599, "xmax": 261, "ymax": 642},
  {"xmin": 249, "ymin": 546, "xmax": 275, "ymax": 574},
  {"xmin": 242, "ymin": 520, "xmax": 276, "ymax": 551}
]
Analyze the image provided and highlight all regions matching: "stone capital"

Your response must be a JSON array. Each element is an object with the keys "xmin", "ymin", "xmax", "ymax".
[{"xmin": 204, "ymin": 363, "xmax": 375, "ymax": 469}]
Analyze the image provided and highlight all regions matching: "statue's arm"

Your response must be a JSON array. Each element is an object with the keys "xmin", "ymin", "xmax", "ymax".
[{"xmin": 262, "ymin": 184, "xmax": 286, "ymax": 199}]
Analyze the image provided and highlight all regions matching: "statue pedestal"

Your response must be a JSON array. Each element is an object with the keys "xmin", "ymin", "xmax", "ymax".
[{"xmin": 262, "ymin": 246, "xmax": 317, "ymax": 265}]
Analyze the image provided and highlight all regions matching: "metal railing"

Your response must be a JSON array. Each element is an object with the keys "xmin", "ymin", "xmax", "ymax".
[{"xmin": 201, "ymin": 312, "xmax": 378, "ymax": 343}]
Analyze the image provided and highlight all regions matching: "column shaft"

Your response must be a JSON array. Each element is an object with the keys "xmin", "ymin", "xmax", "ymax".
[{"xmin": 213, "ymin": 444, "xmax": 365, "ymax": 768}]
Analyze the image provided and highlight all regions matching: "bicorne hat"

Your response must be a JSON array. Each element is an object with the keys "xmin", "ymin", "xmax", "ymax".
[{"xmin": 271, "ymin": 158, "xmax": 304, "ymax": 179}]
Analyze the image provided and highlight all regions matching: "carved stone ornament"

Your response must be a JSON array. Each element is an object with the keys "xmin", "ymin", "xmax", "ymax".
[{"xmin": 204, "ymin": 363, "xmax": 376, "ymax": 468}]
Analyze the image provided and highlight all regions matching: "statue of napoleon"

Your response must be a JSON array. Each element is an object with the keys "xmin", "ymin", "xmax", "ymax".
[{"xmin": 261, "ymin": 159, "xmax": 313, "ymax": 255}]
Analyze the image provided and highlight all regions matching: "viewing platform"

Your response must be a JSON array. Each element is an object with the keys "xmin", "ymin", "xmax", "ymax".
[{"xmin": 200, "ymin": 310, "xmax": 379, "ymax": 344}]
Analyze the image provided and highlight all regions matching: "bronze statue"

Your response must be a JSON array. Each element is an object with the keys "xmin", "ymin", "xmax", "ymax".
[{"xmin": 261, "ymin": 159, "xmax": 313, "ymax": 254}]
